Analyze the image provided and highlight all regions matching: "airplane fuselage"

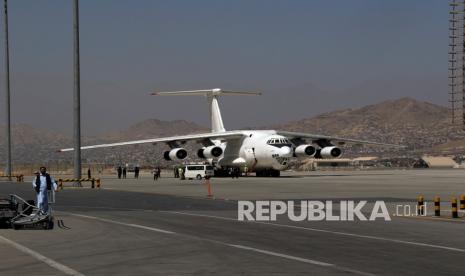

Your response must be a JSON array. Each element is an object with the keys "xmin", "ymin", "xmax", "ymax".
[{"xmin": 215, "ymin": 130, "xmax": 294, "ymax": 171}]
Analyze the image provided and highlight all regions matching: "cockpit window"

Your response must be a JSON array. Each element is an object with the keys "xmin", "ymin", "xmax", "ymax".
[{"xmin": 267, "ymin": 137, "xmax": 292, "ymax": 146}]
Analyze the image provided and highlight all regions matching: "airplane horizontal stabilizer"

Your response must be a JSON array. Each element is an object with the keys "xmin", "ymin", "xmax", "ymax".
[{"xmin": 151, "ymin": 88, "xmax": 261, "ymax": 97}]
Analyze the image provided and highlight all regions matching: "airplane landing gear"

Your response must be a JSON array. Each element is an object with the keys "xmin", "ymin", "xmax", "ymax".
[{"xmin": 256, "ymin": 169, "xmax": 280, "ymax": 177}]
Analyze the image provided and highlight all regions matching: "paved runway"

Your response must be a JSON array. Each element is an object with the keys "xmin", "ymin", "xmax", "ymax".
[
  {"xmin": 1, "ymin": 170, "xmax": 465, "ymax": 275},
  {"xmin": 83, "ymin": 169, "xmax": 465, "ymax": 201}
]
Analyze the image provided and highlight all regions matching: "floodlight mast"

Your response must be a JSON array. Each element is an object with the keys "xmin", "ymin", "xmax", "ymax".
[
  {"xmin": 4, "ymin": 0, "xmax": 11, "ymax": 180},
  {"xmin": 73, "ymin": 0, "xmax": 82, "ymax": 182}
]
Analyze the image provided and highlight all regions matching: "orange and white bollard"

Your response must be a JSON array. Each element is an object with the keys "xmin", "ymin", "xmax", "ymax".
[{"xmin": 205, "ymin": 177, "xmax": 213, "ymax": 198}]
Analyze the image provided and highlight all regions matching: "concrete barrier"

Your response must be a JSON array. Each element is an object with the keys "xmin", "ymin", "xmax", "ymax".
[
  {"xmin": 0, "ymin": 174, "xmax": 24, "ymax": 182},
  {"xmin": 58, "ymin": 178, "xmax": 101, "ymax": 190}
]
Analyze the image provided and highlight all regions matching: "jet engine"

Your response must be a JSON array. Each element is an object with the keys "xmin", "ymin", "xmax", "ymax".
[
  {"xmin": 293, "ymin": 145, "xmax": 316, "ymax": 158},
  {"xmin": 197, "ymin": 146, "xmax": 223, "ymax": 159},
  {"xmin": 163, "ymin": 148, "xmax": 188, "ymax": 161},
  {"xmin": 319, "ymin": 146, "xmax": 342, "ymax": 158}
]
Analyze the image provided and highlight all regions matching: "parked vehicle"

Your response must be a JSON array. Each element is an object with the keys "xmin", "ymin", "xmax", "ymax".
[{"xmin": 183, "ymin": 164, "xmax": 214, "ymax": 180}]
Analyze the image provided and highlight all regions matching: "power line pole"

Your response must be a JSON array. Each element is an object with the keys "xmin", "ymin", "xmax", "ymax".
[
  {"xmin": 3, "ymin": 0, "xmax": 11, "ymax": 180},
  {"xmin": 73, "ymin": 0, "xmax": 82, "ymax": 182}
]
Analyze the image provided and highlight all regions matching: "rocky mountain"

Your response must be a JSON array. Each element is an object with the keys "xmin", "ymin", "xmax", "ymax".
[
  {"xmin": 102, "ymin": 119, "xmax": 208, "ymax": 141},
  {"xmin": 270, "ymin": 97, "xmax": 463, "ymax": 155},
  {"xmin": 85, "ymin": 119, "xmax": 208, "ymax": 168},
  {"xmin": 0, "ymin": 119, "xmax": 207, "ymax": 168},
  {"xmin": 0, "ymin": 124, "xmax": 70, "ymax": 165},
  {"xmin": 1, "ymin": 98, "xmax": 463, "ymax": 169}
]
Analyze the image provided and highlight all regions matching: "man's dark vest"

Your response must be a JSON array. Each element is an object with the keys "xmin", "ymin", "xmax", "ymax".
[{"xmin": 35, "ymin": 173, "xmax": 52, "ymax": 193}]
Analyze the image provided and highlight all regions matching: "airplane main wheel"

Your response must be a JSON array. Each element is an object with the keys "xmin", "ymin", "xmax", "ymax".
[
  {"xmin": 256, "ymin": 170, "xmax": 280, "ymax": 177},
  {"xmin": 270, "ymin": 170, "xmax": 280, "ymax": 177}
]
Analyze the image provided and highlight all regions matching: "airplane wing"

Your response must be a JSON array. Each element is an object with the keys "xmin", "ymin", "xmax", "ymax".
[
  {"xmin": 276, "ymin": 131, "xmax": 404, "ymax": 148},
  {"xmin": 58, "ymin": 131, "xmax": 245, "ymax": 152}
]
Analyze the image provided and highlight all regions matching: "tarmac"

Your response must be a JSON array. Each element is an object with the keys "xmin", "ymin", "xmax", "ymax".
[{"xmin": 1, "ymin": 169, "xmax": 465, "ymax": 275}]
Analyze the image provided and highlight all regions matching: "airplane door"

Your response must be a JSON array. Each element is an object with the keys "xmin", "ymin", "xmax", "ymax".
[{"xmin": 244, "ymin": 147, "xmax": 256, "ymax": 167}]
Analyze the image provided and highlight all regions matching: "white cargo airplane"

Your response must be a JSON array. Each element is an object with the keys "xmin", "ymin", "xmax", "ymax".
[{"xmin": 60, "ymin": 88, "xmax": 401, "ymax": 177}]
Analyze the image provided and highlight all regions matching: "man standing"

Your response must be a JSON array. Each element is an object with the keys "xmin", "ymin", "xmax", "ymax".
[
  {"xmin": 174, "ymin": 167, "xmax": 179, "ymax": 178},
  {"xmin": 134, "ymin": 166, "xmax": 140, "ymax": 179},
  {"xmin": 122, "ymin": 167, "xmax": 127, "ymax": 179},
  {"xmin": 157, "ymin": 167, "xmax": 161, "ymax": 179},
  {"xmin": 32, "ymin": 167, "xmax": 57, "ymax": 214},
  {"xmin": 153, "ymin": 166, "xmax": 161, "ymax": 181},
  {"xmin": 152, "ymin": 167, "xmax": 159, "ymax": 181},
  {"xmin": 179, "ymin": 167, "xmax": 185, "ymax": 180},
  {"xmin": 117, "ymin": 166, "xmax": 122, "ymax": 179}
]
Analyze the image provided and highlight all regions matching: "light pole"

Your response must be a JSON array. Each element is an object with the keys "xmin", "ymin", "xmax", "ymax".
[
  {"xmin": 3, "ymin": 0, "xmax": 11, "ymax": 180},
  {"xmin": 73, "ymin": 0, "xmax": 82, "ymax": 182}
]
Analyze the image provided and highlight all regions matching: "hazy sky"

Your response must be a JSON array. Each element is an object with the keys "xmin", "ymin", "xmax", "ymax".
[{"xmin": 0, "ymin": 0, "xmax": 448, "ymax": 135}]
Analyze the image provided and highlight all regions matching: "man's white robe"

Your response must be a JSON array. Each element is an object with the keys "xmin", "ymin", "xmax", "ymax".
[{"xmin": 32, "ymin": 174, "xmax": 57, "ymax": 213}]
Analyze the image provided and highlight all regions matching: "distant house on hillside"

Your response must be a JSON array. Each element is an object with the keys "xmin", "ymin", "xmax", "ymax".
[{"xmin": 418, "ymin": 156, "xmax": 458, "ymax": 169}]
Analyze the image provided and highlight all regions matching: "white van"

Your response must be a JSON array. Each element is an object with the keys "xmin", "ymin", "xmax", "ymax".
[{"xmin": 184, "ymin": 164, "xmax": 214, "ymax": 180}]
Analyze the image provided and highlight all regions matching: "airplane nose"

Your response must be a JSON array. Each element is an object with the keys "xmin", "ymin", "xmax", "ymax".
[{"xmin": 280, "ymin": 146, "xmax": 292, "ymax": 156}]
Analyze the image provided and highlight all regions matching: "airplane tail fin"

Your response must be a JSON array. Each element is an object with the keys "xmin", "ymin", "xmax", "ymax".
[{"xmin": 151, "ymin": 88, "xmax": 261, "ymax": 133}]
